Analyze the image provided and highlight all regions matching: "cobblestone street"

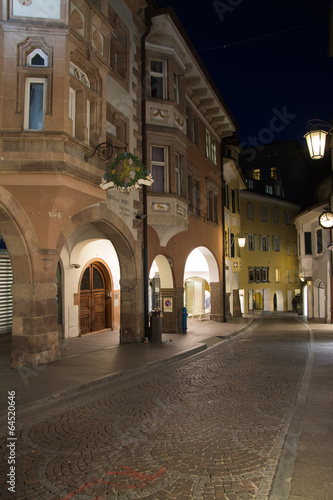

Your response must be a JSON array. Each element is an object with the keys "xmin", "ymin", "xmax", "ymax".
[{"xmin": 0, "ymin": 318, "xmax": 311, "ymax": 499}]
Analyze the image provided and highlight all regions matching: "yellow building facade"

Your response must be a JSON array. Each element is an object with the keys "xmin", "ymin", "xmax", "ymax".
[{"xmin": 239, "ymin": 191, "xmax": 300, "ymax": 314}]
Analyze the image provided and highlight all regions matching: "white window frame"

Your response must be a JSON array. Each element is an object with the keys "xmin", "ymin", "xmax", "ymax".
[
  {"xmin": 260, "ymin": 235, "xmax": 269, "ymax": 251},
  {"xmin": 275, "ymin": 268, "xmax": 281, "ymax": 283},
  {"xmin": 175, "ymin": 153, "xmax": 181, "ymax": 195},
  {"xmin": 247, "ymin": 202, "xmax": 254, "ymax": 220},
  {"xmin": 261, "ymin": 206, "xmax": 267, "ymax": 222},
  {"xmin": 150, "ymin": 60, "xmax": 166, "ymax": 99},
  {"xmin": 273, "ymin": 236, "xmax": 281, "ymax": 252},
  {"xmin": 24, "ymin": 77, "xmax": 47, "ymax": 131},
  {"xmin": 173, "ymin": 72, "xmax": 180, "ymax": 104},
  {"xmin": 27, "ymin": 48, "xmax": 48, "ymax": 67},
  {"xmin": 151, "ymin": 146, "xmax": 168, "ymax": 192},
  {"xmin": 246, "ymin": 234, "xmax": 257, "ymax": 251},
  {"xmin": 69, "ymin": 87, "xmax": 76, "ymax": 136}
]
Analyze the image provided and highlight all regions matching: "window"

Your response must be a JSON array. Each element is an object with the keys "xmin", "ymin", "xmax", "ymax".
[
  {"xmin": 260, "ymin": 235, "xmax": 269, "ymax": 251},
  {"xmin": 247, "ymin": 179, "xmax": 254, "ymax": 189},
  {"xmin": 253, "ymin": 169, "xmax": 260, "ymax": 180},
  {"xmin": 246, "ymin": 234, "xmax": 257, "ymax": 251},
  {"xmin": 205, "ymin": 130, "xmax": 211, "ymax": 158},
  {"xmin": 271, "ymin": 167, "xmax": 277, "ymax": 180},
  {"xmin": 247, "ymin": 202, "xmax": 254, "ymax": 220},
  {"xmin": 304, "ymin": 232, "xmax": 312, "ymax": 255},
  {"xmin": 193, "ymin": 180, "xmax": 200, "ymax": 215},
  {"xmin": 316, "ymin": 229, "xmax": 323, "ymax": 254},
  {"xmin": 69, "ymin": 87, "xmax": 76, "ymax": 136},
  {"xmin": 285, "ymin": 210, "xmax": 291, "ymax": 225},
  {"xmin": 249, "ymin": 267, "xmax": 269, "ymax": 283},
  {"xmin": 249, "ymin": 268, "xmax": 255, "ymax": 283},
  {"xmin": 106, "ymin": 103, "xmax": 128, "ymax": 154},
  {"xmin": 151, "ymin": 146, "xmax": 167, "ymax": 192},
  {"xmin": 27, "ymin": 48, "xmax": 48, "ymax": 67},
  {"xmin": 262, "ymin": 268, "xmax": 269, "ymax": 282},
  {"xmin": 69, "ymin": 62, "xmax": 102, "ymax": 146},
  {"xmin": 186, "ymin": 108, "xmax": 198, "ymax": 144},
  {"xmin": 275, "ymin": 268, "xmax": 280, "ymax": 283},
  {"xmin": 207, "ymin": 190, "xmax": 218, "ymax": 223},
  {"xmin": 187, "ymin": 177, "xmax": 192, "ymax": 209},
  {"xmin": 225, "ymin": 231, "xmax": 229, "ymax": 258},
  {"xmin": 224, "ymin": 184, "xmax": 230, "ymax": 209},
  {"xmin": 175, "ymin": 153, "xmax": 181, "ymax": 195},
  {"xmin": 273, "ymin": 207, "xmax": 279, "ymax": 223},
  {"xmin": 109, "ymin": 21, "xmax": 128, "ymax": 81},
  {"xmin": 24, "ymin": 78, "xmax": 47, "ymax": 130},
  {"xmin": 205, "ymin": 130, "xmax": 217, "ymax": 165},
  {"xmin": 273, "ymin": 236, "xmax": 281, "ymax": 252},
  {"xmin": 231, "ymin": 189, "xmax": 239, "ymax": 213},
  {"xmin": 287, "ymin": 241, "xmax": 291, "ymax": 256},
  {"xmin": 150, "ymin": 60, "xmax": 165, "ymax": 99},
  {"xmin": 265, "ymin": 185, "xmax": 273, "ymax": 195},
  {"xmin": 230, "ymin": 233, "xmax": 235, "ymax": 258},
  {"xmin": 261, "ymin": 206, "xmax": 267, "ymax": 222},
  {"xmin": 173, "ymin": 73, "xmax": 180, "ymax": 104},
  {"xmin": 287, "ymin": 270, "xmax": 291, "ymax": 283}
]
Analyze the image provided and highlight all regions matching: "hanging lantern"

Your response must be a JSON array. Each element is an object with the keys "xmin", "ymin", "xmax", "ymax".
[
  {"xmin": 238, "ymin": 236, "xmax": 246, "ymax": 248},
  {"xmin": 304, "ymin": 129, "xmax": 328, "ymax": 160}
]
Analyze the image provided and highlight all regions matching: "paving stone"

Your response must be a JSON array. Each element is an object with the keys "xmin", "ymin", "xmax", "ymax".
[{"xmin": 0, "ymin": 318, "xmax": 320, "ymax": 499}]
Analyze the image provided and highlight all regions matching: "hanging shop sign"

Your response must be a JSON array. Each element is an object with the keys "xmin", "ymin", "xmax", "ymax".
[{"xmin": 100, "ymin": 152, "xmax": 153, "ymax": 193}]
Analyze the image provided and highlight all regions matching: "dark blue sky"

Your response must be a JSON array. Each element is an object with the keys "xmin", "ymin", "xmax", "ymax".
[{"xmin": 156, "ymin": 0, "xmax": 333, "ymax": 151}]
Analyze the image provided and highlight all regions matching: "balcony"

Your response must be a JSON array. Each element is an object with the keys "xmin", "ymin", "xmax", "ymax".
[{"xmin": 147, "ymin": 193, "xmax": 188, "ymax": 246}]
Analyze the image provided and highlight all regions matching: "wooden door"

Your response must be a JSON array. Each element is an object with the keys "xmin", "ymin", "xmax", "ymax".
[{"xmin": 80, "ymin": 263, "xmax": 107, "ymax": 334}]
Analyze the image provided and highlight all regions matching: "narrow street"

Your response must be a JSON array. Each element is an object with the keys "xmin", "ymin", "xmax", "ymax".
[{"xmin": 0, "ymin": 317, "xmax": 331, "ymax": 499}]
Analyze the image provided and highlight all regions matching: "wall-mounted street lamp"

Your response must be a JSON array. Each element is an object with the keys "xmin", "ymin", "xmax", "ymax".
[
  {"xmin": 304, "ymin": 119, "xmax": 333, "ymax": 160},
  {"xmin": 237, "ymin": 235, "xmax": 246, "ymax": 248}
]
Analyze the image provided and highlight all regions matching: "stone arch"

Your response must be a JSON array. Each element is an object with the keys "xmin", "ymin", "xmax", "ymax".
[
  {"xmin": 184, "ymin": 247, "xmax": 223, "ymax": 321},
  {"xmin": 0, "ymin": 186, "xmax": 61, "ymax": 367},
  {"xmin": 57, "ymin": 203, "xmax": 143, "ymax": 342}
]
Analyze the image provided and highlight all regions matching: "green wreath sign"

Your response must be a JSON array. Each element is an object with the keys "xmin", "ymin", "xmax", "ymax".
[{"xmin": 100, "ymin": 152, "xmax": 153, "ymax": 192}]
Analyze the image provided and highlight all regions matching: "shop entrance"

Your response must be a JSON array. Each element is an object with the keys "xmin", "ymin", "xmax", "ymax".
[{"xmin": 80, "ymin": 262, "xmax": 111, "ymax": 334}]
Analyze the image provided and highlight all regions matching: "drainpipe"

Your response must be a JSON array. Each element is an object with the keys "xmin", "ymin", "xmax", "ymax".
[
  {"xmin": 141, "ymin": 5, "xmax": 153, "ymax": 338},
  {"xmin": 220, "ymin": 140, "xmax": 227, "ymax": 322}
]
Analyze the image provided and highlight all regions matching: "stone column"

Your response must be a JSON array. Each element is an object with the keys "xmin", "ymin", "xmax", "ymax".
[
  {"xmin": 10, "ymin": 282, "xmax": 61, "ymax": 367},
  {"xmin": 160, "ymin": 287, "xmax": 184, "ymax": 333},
  {"xmin": 210, "ymin": 281, "xmax": 230, "ymax": 322},
  {"xmin": 233, "ymin": 289, "xmax": 242, "ymax": 317},
  {"xmin": 119, "ymin": 276, "xmax": 144, "ymax": 342}
]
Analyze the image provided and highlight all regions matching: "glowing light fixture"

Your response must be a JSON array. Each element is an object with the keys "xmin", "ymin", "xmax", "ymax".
[
  {"xmin": 238, "ymin": 236, "xmax": 246, "ymax": 248},
  {"xmin": 304, "ymin": 119, "xmax": 333, "ymax": 160}
]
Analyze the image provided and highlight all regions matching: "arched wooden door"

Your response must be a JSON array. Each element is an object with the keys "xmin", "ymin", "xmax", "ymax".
[{"xmin": 80, "ymin": 262, "xmax": 110, "ymax": 335}]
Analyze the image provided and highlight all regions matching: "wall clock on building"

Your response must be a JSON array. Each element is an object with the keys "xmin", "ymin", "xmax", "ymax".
[{"xmin": 319, "ymin": 211, "xmax": 333, "ymax": 229}]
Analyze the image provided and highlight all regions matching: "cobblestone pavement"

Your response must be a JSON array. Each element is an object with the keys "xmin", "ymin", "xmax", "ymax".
[{"xmin": 0, "ymin": 317, "xmax": 309, "ymax": 499}]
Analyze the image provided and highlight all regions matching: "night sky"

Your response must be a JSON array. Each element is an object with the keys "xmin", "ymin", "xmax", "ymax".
[{"xmin": 156, "ymin": 0, "xmax": 333, "ymax": 152}]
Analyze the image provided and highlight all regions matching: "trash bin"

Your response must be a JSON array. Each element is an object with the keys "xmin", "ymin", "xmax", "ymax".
[{"xmin": 150, "ymin": 310, "xmax": 162, "ymax": 343}]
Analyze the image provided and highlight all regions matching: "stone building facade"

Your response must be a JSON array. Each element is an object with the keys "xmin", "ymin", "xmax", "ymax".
[
  {"xmin": 0, "ymin": 1, "xmax": 240, "ymax": 367},
  {"xmin": 0, "ymin": 0, "xmax": 148, "ymax": 366}
]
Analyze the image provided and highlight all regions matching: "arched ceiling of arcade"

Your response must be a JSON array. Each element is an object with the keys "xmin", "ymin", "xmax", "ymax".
[
  {"xmin": 57, "ymin": 204, "xmax": 141, "ymax": 279},
  {"xmin": 184, "ymin": 247, "xmax": 219, "ymax": 283}
]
